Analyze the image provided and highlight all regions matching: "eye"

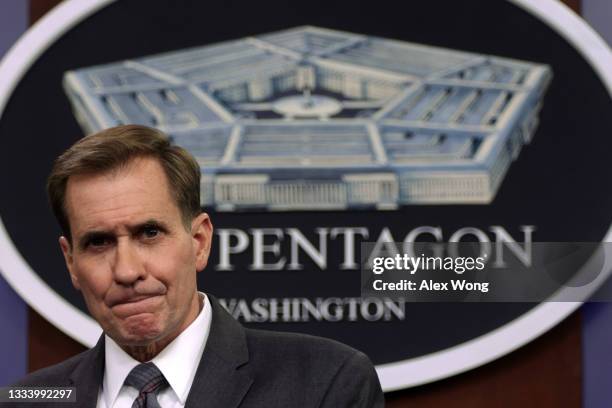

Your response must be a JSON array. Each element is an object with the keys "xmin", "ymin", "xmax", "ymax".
[
  {"xmin": 141, "ymin": 225, "xmax": 161, "ymax": 239},
  {"xmin": 85, "ymin": 235, "xmax": 113, "ymax": 250},
  {"xmin": 91, "ymin": 237, "xmax": 109, "ymax": 246}
]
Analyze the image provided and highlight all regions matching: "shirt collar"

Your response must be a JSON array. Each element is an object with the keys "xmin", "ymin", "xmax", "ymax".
[{"xmin": 103, "ymin": 292, "xmax": 212, "ymax": 407}]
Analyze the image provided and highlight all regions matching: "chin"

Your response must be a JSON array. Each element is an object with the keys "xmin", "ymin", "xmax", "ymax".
[{"xmin": 114, "ymin": 316, "xmax": 165, "ymax": 345}]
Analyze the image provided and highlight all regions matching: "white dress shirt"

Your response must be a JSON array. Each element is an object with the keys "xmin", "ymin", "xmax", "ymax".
[{"xmin": 97, "ymin": 293, "xmax": 212, "ymax": 408}]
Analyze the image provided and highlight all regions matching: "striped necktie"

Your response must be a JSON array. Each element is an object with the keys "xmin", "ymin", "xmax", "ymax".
[{"xmin": 124, "ymin": 362, "xmax": 168, "ymax": 408}]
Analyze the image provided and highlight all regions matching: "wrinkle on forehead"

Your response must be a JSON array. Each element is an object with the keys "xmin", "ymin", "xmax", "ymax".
[{"xmin": 64, "ymin": 157, "xmax": 178, "ymax": 238}]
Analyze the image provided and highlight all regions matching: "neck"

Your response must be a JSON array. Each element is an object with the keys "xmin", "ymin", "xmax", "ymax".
[
  {"xmin": 124, "ymin": 342, "xmax": 169, "ymax": 362},
  {"xmin": 120, "ymin": 293, "xmax": 202, "ymax": 362}
]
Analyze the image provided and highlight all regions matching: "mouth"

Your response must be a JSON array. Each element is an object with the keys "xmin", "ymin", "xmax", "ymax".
[{"xmin": 110, "ymin": 295, "xmax": 163, "ymax": 317}]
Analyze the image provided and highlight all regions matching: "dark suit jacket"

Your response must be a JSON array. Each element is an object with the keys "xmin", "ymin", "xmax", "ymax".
[{"xmin": 7, "ymin": 295, "xmax": 384, "ymax": 407}]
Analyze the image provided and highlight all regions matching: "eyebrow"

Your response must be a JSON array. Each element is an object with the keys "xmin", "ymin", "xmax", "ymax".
[{"xmin": 77, "ymin": 219, "xmax": 170, "ymax": 250}]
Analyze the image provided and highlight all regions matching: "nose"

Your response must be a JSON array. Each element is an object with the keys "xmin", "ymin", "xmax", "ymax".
[{"xmin": 113, "ymin": 239, "xmax": 146, "ymax": 285}]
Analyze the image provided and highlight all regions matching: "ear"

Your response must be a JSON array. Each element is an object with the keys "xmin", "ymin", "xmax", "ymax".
[
  {"xmin": 59, "ymin": 236, "xmax": 81, "ymax": 291},
  {"xmin": 191, "ymin": 212, "xmax": 213, "ymax": 272}
]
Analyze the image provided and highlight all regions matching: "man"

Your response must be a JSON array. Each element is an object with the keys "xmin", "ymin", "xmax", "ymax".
[{"xmin": 10, "ymin": 125, "xmax": 384, "ymax": 407}]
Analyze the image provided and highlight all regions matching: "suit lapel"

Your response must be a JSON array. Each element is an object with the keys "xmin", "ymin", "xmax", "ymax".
[
  {"xmin": 185, "ymin": 295, "xmax": 253, "ymax": 408},
  {"xmin": 64, "ymin": 296, "xmax": 253, "ymax": 408},
  {"xmin": 68, "ymin": 335, "xmax": 105, "ymax": 408}
]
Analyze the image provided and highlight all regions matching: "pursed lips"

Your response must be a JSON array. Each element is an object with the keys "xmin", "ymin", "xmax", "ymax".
[{"xmin": 109, "ymin": 294, "xmax": 164, "ymax": 317}]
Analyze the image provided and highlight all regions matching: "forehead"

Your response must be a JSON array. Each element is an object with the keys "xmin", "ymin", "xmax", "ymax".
[{"xmin": 64, "ymin": 157, "xmax": 179, "ymax": 232}]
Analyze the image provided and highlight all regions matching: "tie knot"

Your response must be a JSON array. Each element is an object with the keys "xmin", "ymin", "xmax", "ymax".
[{"xmin": 125, "ymin": 362, "xmax": 167, "ymax": 394}]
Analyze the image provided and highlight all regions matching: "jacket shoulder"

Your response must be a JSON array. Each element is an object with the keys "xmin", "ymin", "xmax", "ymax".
[
  {"xmin": 245, "ymin": 328, "xmax": 359, "ymax": 369},
  {"xmin": 12, "ymin": 349, "xmax": 92, "ymax": 387},
  {"xmin": 242, "ymin": 328, "xmax": 382, "ymax": 407}
]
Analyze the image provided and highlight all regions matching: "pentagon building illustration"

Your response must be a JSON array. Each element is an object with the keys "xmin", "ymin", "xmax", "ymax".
[{"xmin": 63, "ymin": 26, "xmax": 551, "ymax": 211}]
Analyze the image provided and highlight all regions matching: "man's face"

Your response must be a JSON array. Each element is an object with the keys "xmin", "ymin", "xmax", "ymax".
[{"xmin": 59, "ymin": 157, "xmax": 212, "ymax": 347}]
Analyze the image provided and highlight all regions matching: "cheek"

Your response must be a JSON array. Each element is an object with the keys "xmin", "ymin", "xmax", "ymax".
[
  {"xmin": 159, "ymin": 265, "xmax": 196, "ymax": 308},
  {"xmin": 149, "ymin": 258, "xmax": 195, "ymax": 290},
  {"xmin": 147, "ymin": 241, "xmax": 196, "ymax": 283},
  {"xmin": 73, "ymin": 262, "xmax": 112, "ymax": 302}
]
